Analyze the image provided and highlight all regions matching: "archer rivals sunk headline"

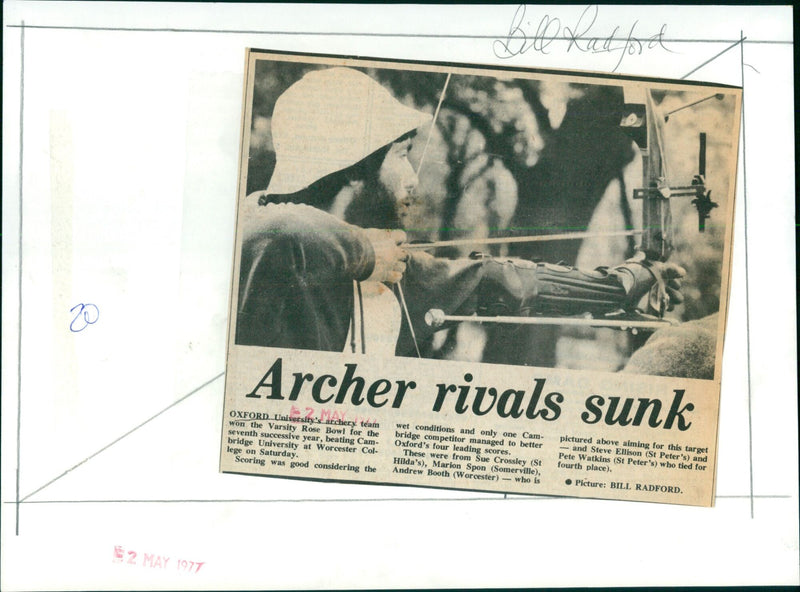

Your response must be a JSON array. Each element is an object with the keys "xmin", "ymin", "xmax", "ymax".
[{"xmin": 243, "ymin": 358, "xmax": 695, "ymax": 431}]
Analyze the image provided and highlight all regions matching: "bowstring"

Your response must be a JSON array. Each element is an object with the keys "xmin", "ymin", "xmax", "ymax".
[
  {"xmin": 399, "ymin": 72, "xmax": 452, "ymax": 359},
  {"xmin": 416, "ymin": 72, "xmax": 451, "ymax": 176},
  {"xmin": 397, "ymin": 282, "xmax": 422, "ymax": 359}
]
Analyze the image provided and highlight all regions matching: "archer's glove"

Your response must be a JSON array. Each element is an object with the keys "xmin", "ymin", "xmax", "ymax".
[{"xmin": 611, "ymin": 259, "xmax": 685, "ymax": 316}]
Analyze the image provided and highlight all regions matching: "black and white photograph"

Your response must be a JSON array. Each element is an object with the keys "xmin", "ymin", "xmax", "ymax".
[{"xmin": 232, "ymin": 51, "xmax": 739, "ymax": 379}]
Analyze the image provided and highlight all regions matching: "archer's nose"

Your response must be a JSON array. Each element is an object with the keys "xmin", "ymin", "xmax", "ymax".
[{"xmin": 404, "ymin": 166, "xmax": 419, "ymax": 195}]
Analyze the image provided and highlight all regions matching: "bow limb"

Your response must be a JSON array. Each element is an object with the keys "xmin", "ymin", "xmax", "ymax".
[{"xmin": 635, "ymin": 89, "xmax": 673, "ymax": 263}]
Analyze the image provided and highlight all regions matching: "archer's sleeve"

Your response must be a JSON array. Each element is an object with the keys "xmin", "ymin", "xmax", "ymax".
[
  {"xmin": 239, "ymin": 203, "xmax": 376, "ymax": 294},
  {"xmin": 235, "ymin": 203, "xmax": 375, "ymax": 350},
  {"xmin": 395, "ymin": 253, "xmax": 635, "ymax": 357}
]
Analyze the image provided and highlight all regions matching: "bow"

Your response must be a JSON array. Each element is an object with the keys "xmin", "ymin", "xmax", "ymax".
[{"xmin": 418, "ymin": 86, "xmax": 717, "ymax": 333}]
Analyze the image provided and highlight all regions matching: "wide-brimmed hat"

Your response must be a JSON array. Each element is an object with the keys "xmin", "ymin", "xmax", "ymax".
[{"xmin": 264, "ymin": 67, "xmax": 432, "ymax": 196}]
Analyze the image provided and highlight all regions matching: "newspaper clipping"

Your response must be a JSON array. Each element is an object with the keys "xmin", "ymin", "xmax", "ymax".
[{"xmin": 221, "ymin": 50, "xmax": 741, "ymax": 506}]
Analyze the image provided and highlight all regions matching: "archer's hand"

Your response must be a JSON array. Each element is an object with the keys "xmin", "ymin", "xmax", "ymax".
[
  {"xmin": 613, "ymin": 258, "xmax": 685, "ymax": 316},
  {"xmin": 363, "ymin": 228, "xmax": 408, "ymax": 284}
]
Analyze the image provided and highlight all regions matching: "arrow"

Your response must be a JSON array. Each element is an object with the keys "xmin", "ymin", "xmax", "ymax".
[
  {"xmin": 405, "ymin": 229, "xmax": 642, "ymax": 251},
  {"xmin": 424, "ymin": 309, "xmax": 675, "ymax": 332}
]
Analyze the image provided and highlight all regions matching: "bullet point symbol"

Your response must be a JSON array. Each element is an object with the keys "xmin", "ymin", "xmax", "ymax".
[{"xmin": 565, "ymin": 479, "xmax": 572, "ymax": 485}]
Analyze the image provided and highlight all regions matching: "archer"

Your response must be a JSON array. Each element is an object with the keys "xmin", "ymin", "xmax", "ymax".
[{"xmin": 235, "ymin": 67, "xmax": 683, "ymax": 361}]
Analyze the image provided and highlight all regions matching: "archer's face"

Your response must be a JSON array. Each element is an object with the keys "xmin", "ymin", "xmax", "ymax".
[{"xmin": 378, "ymin": 138, "xmax": 419, "ymax": 225}]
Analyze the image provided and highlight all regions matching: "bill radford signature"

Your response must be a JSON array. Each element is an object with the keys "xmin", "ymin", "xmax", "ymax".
[{"xmin": 493, "ymin": 4, "xmax": 673, "ymax": 72}]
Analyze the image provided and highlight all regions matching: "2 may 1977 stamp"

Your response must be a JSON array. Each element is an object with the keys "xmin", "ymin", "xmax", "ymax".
[{"xmin": 112, "ymin": 545, "xmax": 205, "ymax": 574}]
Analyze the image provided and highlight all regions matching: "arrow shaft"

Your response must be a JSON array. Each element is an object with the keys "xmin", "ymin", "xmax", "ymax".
[
  {"xmin": 434, "ymin": 313, "xmax": 673, "ymax": 330},
  {"xmin": 405, "ymin": 229, "xmax": 641, "ymax": 251}
]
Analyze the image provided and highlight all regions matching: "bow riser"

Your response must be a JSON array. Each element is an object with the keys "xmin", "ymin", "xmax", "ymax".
[{"xmin": 629, "ymin": 91, "xmax": 717, "ymax": 262}]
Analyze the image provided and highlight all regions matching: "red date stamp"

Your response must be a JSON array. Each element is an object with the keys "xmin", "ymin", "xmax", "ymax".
[{"xmin": 112, "ymin": 545, "xmax": 204, "ymax": 574}]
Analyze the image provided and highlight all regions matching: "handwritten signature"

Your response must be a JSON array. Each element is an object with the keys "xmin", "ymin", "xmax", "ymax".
[
  {"xmin": 493, "ymin": 5, "xmax": 672, "ymax": 72},
  {"xmin": 70, "ymin": 303, "xmax": 100, "ymax": 332}
]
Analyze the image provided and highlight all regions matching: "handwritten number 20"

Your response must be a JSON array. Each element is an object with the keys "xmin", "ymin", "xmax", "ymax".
[{"xmin": 70, "ymin": 303, "xmax": 100, "ymax": 332}]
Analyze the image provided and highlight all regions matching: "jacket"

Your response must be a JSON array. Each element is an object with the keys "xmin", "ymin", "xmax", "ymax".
[{"xmin": 235, "ymin": 203, "xmax": 488, "ymax": 356}]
